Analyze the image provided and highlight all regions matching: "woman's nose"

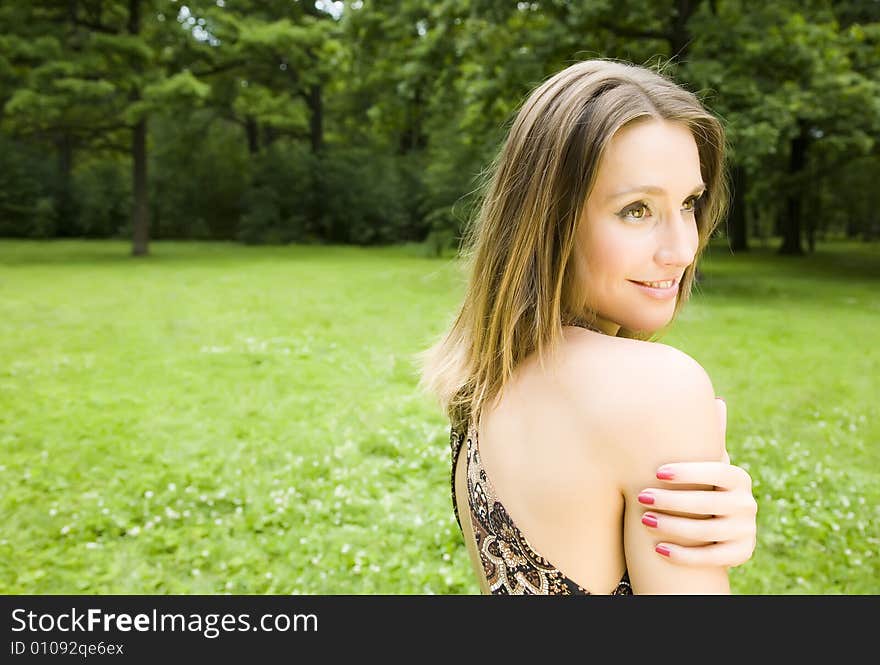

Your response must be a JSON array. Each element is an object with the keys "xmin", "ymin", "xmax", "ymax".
[{"xmin": 656, "ymin": 211, "xmax": 698, "ymax": 267}]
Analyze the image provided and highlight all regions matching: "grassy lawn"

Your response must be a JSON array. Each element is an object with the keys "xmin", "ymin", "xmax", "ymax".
[{"xmin": 0, "ymin": 238, "xmax": 877, "ymax": 594}]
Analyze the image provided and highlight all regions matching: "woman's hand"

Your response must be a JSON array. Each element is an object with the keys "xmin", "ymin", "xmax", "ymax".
[{"xmin": 638, "ymin": 397, "xmax": 758, "ymax": 567}]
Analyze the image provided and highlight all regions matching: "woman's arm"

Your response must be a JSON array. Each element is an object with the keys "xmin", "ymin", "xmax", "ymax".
[
  {"xmin": 602, "ymin": 344, "xmax": 731, "ymax": 594},
  {"xmin": 638, "ymin": 398, "xmax": 758, "ymax": 568}
]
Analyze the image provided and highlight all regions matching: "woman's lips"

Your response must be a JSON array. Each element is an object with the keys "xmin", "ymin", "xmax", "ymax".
[{"xmin": 628, "ymin": 279, "xmax": 679, "ymax": 300}]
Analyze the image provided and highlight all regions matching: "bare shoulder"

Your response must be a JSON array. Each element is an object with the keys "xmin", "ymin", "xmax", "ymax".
[
  {"xmin": 561, "ymin": 330, "xmax": 715, "ymax": 407},
  {"xmin": 556, "ymin": 329, "xmax": 730, "ymax": 593},
  {"xmin": 560, "ymin": 330, "xmax": 722, "ymax": 488}
]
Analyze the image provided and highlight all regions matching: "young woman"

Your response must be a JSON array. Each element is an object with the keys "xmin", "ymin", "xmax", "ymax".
[{"xmin": 417, "ymin": 59, "xmax": 758, "ymax": 594}]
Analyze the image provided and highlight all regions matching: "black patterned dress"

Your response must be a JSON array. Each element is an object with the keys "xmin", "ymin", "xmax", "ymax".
[{"xmin": 450, "ymin": 421, "xmax": 632, "ymax": 595}]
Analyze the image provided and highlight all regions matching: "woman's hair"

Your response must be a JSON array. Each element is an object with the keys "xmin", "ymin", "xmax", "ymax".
[{"xmin": 415, "ymin": 58, "xmax": 729, "ymax": 432}]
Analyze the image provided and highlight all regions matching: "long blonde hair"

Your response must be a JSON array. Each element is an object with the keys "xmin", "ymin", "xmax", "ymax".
[{"xmin": 415, "ymin": 59, "xmax": 729, "ymax": 432}]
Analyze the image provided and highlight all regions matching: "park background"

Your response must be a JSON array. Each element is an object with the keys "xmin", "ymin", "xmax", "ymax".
[{"xmin": 0, "ymin": 0, "xmax": 877, "ymax": 594}]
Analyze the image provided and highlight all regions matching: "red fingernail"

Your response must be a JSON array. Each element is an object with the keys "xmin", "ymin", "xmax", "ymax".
[
  {"xmin": 637, "ymin": 492, "xmax": 654, "ymax": 505},
  {"xmin": 656, "ymin": 545, "xmax": 671, "ymax": 557},
  {"xmin": 656, "ymin": 468, "xmax": 675, "ymax": 480},
  {"xmin": 642, "ymin": 514, "xmax": 658, "ymax": 528}
]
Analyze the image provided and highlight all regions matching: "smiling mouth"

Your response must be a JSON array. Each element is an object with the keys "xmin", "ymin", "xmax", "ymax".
[{"xmin": 630, "ymin": 278, "xmax": 678, "ymax": 289}]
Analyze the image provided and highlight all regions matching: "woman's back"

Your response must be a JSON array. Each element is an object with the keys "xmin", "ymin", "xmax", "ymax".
[{"xmin": 452, "ymin": 324, "xmax": 730, "ymax": 594}]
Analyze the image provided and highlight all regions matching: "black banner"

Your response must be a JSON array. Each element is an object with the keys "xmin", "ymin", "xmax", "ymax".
[{"xmin": 1, "ymin": 595, "xmax": 875, "ymax": 660}]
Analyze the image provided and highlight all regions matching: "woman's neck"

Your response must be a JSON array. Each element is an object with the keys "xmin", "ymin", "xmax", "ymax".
[{"xmin": 567, "ymin": 314, "xmax": 621, "ymax": 337}]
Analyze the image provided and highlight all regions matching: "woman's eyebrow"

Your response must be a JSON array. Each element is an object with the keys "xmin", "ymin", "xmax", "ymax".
[{"xmin": 606, "ymin": 182, "xmax": 706, "ymax": 202}]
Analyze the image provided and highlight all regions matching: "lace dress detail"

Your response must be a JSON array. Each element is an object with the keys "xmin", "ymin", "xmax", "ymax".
[{"xmin": 450, "ymin": 422, "xmax": 632, "ymax": 595}]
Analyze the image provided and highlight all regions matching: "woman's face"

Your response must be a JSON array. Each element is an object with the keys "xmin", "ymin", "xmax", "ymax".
[{"xmin": 576, "ymin": 118, "xmax": 705, "ymax": 335}]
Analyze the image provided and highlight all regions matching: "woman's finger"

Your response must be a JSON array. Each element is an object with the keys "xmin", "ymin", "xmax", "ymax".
[
  {"xmin": 638, "ymin": 487, "xmax": 757, "ymax": 517},
  {"xmin": 654, "ymin": 461, "xmax": 751, "ymax": 492},
  {"xmin": 641, "ymin": 512, "xmax": 752, "ymax": 546},
  {"xmin": 653, "ymin": 539, "xmax": 754, "ymax": 568}
]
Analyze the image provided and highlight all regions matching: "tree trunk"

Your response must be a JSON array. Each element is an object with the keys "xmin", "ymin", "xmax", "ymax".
[
  {"xmin": 263, "ymin": 125, "xmax": 278, "ymax": 147},
  {"xmin": 308, "ymin": 83, "xmax": 323, "ymax": 154},
  {"xmin": 728, "ymin": 163, "xmax": 749, "ymax": 251},
  {"xmin": 778, "ymin": 120, "xmax": 808, "ymax": 256},
  {"xmin": 129, "ymin": 0, "xmax": 149, "ymax": 256},
  {"xmin": 131, "ymin": 116, "xmax": 150, "ymax": 256},
  {"xmin": 670, "ymin": 0, "xmax": 696, "ymax": 61},
  {"xmin": 398, "ymin": 84, "xmax": 428, "ymax": 154},
  {"xmin": 806, "ymin": 176, "xmax": 817, "ymax": 252},
  {"xmin": 61, "ymin": 0, "xmax": 77, "ymax": 232},
  {"xmin": 245, "ymin": 115, "xmax": 259, "ymax": 155},
  {"xmin": 306, "ymin": 79, "xmax": 325, "ymax": 239},
  {"xmin": 55, "ymin": 132, "xmax": 75, "ymax": 236}
]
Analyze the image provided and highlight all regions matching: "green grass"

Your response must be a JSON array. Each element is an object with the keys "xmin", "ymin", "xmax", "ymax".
[{"xmin": 0, "ymin": 238, "xmax": 877, "ymax": 594}]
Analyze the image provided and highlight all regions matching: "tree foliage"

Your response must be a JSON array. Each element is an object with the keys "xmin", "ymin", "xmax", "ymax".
[{"xmin": 0, "ymin": 0, "xmax": 877, "ymax": 252}]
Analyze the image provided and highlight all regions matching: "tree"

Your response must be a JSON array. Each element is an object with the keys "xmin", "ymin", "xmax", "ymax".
[
  {"xmin": 2, "ymin": 0, "xmax": 209, "ymax": 254},
  {"xmin": 686, "ymin": 1, "xmax": 880, "ymax": 254}
]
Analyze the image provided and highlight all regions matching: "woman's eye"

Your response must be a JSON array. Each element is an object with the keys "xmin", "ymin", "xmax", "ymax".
[
  {"xmin": 683, "ymin": 193, "xmax": 704, "ymax": 212},
  {"xmin": 619, "ymin": 203, "xmax": 649, "ymax": 220}
]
